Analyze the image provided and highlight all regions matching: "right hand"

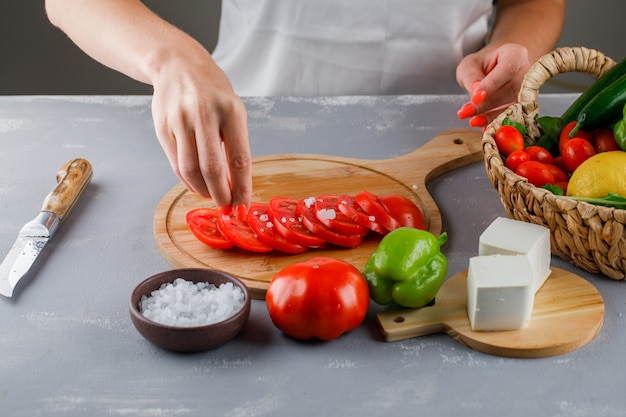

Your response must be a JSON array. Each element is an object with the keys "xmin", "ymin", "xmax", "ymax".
[{"xmin": 150, "ymin": 51, "xmax": 252, "ymax": 211}]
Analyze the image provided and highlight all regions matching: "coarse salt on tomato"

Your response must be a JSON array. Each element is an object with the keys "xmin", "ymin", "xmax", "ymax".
[{"xmin": 317, "ymin": 208, "xmax": 337, "ymax": 220}]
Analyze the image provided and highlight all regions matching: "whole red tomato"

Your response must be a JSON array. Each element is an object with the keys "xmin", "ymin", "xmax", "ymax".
[
  {"xmin": 592, "ymin": 128, "xmax": 620, "ymax": 153},
  {"xmin": 524, "ymin": 145, "xmax": 554, "ymax": 165},
  {"xmin": 495, "ymin": 125, "xmax": 525, "ymax": 156},
  {"xmin": 559, "ymin": 121, "xmax": 593, "ymax": 154},
  {"xmin": 515, "ymin": 161, "xmax": 555, "ymax": 187},
  {"xmin": 505, "ymin": 150, "xmax": 530, "ymax": 172},
  {"xmin": 266, "ymin": 257, "xmax": 370, "ymax": 341},
  {"xmin": 561, "ymin": 138, "xmax": 596, "ymax": 173}
]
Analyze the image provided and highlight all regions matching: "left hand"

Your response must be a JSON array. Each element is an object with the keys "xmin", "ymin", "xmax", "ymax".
[{"xmin": 455, "ymin": 43, "xmax": 532, "ymax": 127}]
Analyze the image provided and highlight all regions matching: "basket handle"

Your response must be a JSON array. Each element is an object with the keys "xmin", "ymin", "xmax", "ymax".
[
  {"xmin": 518, "ymin": 46, "xmax": 616, "ymax": 103},
  {"xmin": 514, "ymin": 47, "xmax": 616, "ymax": 139}
]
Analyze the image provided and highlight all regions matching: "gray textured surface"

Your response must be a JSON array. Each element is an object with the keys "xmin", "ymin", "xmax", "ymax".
[{"xmin": 0, "ymin": 94, "xmax": 624, "ymax": 416}]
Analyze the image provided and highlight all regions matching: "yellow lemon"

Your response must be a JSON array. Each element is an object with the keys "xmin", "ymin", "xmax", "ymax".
[{"xmin": 567, "ymin": 151, "xmax": 626, "ymax": 198}]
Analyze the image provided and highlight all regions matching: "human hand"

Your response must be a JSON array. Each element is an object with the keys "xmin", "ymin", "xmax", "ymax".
[
  {"xmin": 151, "ymin": 53, "xmax": 252, "ymax": 213},
  {"xmin": 455, "ymin": 43, "xmax": 532, "ymax": 128}
]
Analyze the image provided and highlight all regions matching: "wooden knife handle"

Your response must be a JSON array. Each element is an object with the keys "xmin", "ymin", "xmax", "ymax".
[{"xmin": 41, "ymin": 158, "xmax": 93, "ymax": 222}]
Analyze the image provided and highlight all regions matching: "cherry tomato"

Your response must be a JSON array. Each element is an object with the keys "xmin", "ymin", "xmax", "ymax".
[
  {"xmin": 561, "ymin": 138, "xmax": 596, "ymax": 173},
  {"xmin": 266, "ymin": 257, "xmax": 370, "ymax": 341},
  {"xmin": 559, "ymin": 120, "xmax": 593, "ymax": 154},
  {"xmin": 505, "ymin": 149, "xmax": 530, "ymax": 172},
  {"xmin": 515, "ymin": 161, "xmax": 555, "ymax": 187},
  {"xmin": 524, "ymin": 145, "xmax": 554, "ymax": 165},
  {"xmin": 545, "ymin": 163, "xmax": 568, "ymax": 183},
  {"xmin": 217, "ymin": 212, "xmax": 273, "ymax": 253},
  {"xmin": 592, "ymin": 128, "xmax": 620, "ymax": 153},
  {"xmin": 314, "ymin": 195, "xmax": 369, "ymax": 236},
  {"xmin": 246, "ymin": 202, "xmax": 308, "ymax": 254},
  {"xmin": 354, "ymin": 190, "xmax": 401, "ymax": 232},
  {"xmin": 268, "ymin": 197, "xmax": 326, "ymax": 248},
  {"xmin": 297, "ymin": 198, "xmax": 363, "ymax": 248},
  {"xmin": 379, "ymin": 194, "xmax": 426, "ymax": 230},
  {"xmin": 186, "ymin": 208, "xmax": 234, "ymax": 249},
  {"xmin": 494, "ymin": 125, "xmax": 524, "ymax": 156},
  {"xmin": 553, "ymin": 155, "xmax": 567, "ymax": 172},
  {"xmin": 337, "ymin": 195, "xmax": 388, "ymax": 234}
]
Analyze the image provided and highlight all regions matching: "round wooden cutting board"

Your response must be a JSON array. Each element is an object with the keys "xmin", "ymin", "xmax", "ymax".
[
  {"xmin": 154, "ymin": 129, "xmax": 483, "ymax": 299},
  {"xmin": 376, "ymin": 268, "xmax": 604, "ymax": 358}
]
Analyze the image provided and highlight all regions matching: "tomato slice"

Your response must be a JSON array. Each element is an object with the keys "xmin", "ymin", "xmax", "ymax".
[
  {"xmin": 354, "ymin": 190, "xmax": 401, "ymax": 232},
  {"xmin": 379, "ymin": 195, "xmax": 426, "ymax": 230},
  {"xmin": 296, "ymin": 198, "xmax": 363, "ymax": 248},
  {"xmin": 186, "ymin": 208, "xmax": 234, "ymax": 249},
  {"xmin": 336, "ymin": 195, "xmax": 388, "ymax": 234},
  {"xmin": 313, "ymin": 195, "xmax": 369, "ymax": 236},
  {"xmin": 268, "ymin": 197, "xmax": 326, "ymax": 248},
  {"xmin": 217, "ymin": 211, "xmax": 273, "ymax": 253},
  {"xmin": 247, "ymin": 202, "xmax": 308, "ymax": 254}
]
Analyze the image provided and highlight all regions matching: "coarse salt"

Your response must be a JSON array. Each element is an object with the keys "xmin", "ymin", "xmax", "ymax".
[{"xmin": 139, "ymin": 278, "xmax": 245, "ymax": 327}]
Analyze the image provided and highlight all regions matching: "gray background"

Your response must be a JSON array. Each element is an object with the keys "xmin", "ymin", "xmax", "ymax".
[{"xmin": 1, "ymin": 0, "xmax": 624, "ymax": 95}]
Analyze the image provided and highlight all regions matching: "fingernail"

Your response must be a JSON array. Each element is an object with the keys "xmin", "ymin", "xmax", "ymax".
[
  {"xmin": 457, "ymin": 103, "xmax": 476, "ymax": 119},
  {"xmin": 469, "ymin": 115, "xmax": 488, "ymax": 128},
  {"xmin": 219, "ymin": 205, "xmax": 233, "ymax": 216},
  {"xmin": 471, "ymin": 89, "xmax": 487, "ymax": 105},
  {"xmin": 471, "ymin": 80, "xmax": 481, "ymax": 93},
  {"xmin": 235, "ymin": 204, "xmax": 247, "ymax": 222}
]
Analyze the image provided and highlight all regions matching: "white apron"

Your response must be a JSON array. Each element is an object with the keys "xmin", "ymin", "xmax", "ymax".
[{"xmin": 212, "ymin": 0, "xmax": 494, "ymax": 96}]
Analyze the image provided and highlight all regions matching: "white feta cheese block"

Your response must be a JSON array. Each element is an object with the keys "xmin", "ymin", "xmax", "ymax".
[
  {"xmin": 467, "ymin": 255, "xmax": 534, "ymax": 331},
  {"xmin": 479, "ymin": 217, "xmax": 551, "ymax": 293}
]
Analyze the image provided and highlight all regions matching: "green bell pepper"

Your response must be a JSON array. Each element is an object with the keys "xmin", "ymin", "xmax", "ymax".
[
  {"xmin": 363, "ymin": 227, "xmax": 448, "ymax": 308},
  {"xmin": 613, "ymin": 102, "xmax": 626, "ymax": 151}
]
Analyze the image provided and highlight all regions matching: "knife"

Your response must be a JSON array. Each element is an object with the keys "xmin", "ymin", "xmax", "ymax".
[{"xmin": 0, "ymin": 158, "xmax": 93, "ymax": 297}]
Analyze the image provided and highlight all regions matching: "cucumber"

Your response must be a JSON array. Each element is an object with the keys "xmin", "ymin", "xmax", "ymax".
[
  {"xmin": 562, "ymin": 56, "xmax": 626, "ymax": 123},
  {"xmin": 568, "ymin": 73, "xmax": 626, "ymax": 138}
]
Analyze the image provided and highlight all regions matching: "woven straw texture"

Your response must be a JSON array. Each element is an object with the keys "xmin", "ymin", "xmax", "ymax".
[{"xmin": 482, "ymin": 47, "xmax": 626, "ymax": 280}]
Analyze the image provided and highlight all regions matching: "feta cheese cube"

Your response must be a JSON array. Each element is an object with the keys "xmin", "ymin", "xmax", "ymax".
[
  {"xmin": 467, "ymin": 255, "xmax": 534, "ymax": 331},
  {"xmin": 479, "ymin": 217, "xmax": 551, "ymax": 293}
]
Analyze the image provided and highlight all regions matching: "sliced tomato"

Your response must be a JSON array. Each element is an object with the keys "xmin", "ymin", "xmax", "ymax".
[
  {"xmin": 247, "ymin": 202, "xmax": 308, "ymax": 254},
  {"xmin": 296, "ymin": 198, "xmax": 363, "ymax": 248},
  {"xmin": 217, "ymin": 211, "xmax": 273, "ymax": 253},
  {"xmin": 354, "ymin": 190, "xmax": 401, "ymax": 232},
  {"xmin": 379, "ymin": 195, "xmax": 426, "ymax": 230},
  {"xmin": 337, "ymin": 195, "xmax": 388, "ymax": 234},
  {"xmin": 186, "ymin": 208, "xmax": 234, "ymax": 250},
  {"xmin": 313, "ymin": 195, "xmax": 369, "ymax": 236},
  {"xmin": 267, "ymin": 197, "xmax": 326, "ymax": 248}
]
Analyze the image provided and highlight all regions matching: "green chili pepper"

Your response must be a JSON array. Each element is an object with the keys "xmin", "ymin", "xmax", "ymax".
[
  {"xmin": 363, "ymin": 227, "xmax": 448, "ymax": 308},
  {"xmin": 614, "ymin": 102, "xmax": 626, "ymax": 151}
]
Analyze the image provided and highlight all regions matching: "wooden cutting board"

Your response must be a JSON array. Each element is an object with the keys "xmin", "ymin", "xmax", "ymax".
[
  {"xmin": 376, "ymin": 268, "xmax": 604, "ymax": 358},
  {"xmin": 154, "ymin": 129, "xmax": 482, "ymax": 299}
]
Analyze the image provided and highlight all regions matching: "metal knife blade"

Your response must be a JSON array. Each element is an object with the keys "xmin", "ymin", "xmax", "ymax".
[{"xmin": 0, "ymin": 158, "xmax": 93, "ymax": 297}]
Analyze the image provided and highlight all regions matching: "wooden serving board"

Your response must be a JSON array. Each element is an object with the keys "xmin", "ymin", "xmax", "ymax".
[
  {"xmin": 376, "ymin": 268, "xmax": 604, "ymax": 358},
  {"xmin": 154, "ymin": 129, "xmax": 482, "ymax": 299}
]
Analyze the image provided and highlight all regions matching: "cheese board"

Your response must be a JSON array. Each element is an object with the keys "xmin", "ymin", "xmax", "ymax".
[
  {"xmin": 376, "ymin": 267, "xmax": 604, "ymax": 358},
  {"xmin": 154, "ymin": 129, "xmax": 483, "ymax": 299}
]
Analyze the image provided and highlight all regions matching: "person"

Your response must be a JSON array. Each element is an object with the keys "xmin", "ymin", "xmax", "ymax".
[{"xmin": 44, "ymin": 0, "xmax": 565, "ymax": 216}]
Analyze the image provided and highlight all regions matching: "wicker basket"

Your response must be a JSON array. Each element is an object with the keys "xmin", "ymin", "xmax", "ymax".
[{"xmin": 482, "ymin": 46, "xmax": 626, "ymax": 280}]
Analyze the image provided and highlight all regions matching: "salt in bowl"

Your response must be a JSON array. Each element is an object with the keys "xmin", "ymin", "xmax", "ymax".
[{"xmin": 129, "ymin": 268, "xmax": 251, "ymax": 352}]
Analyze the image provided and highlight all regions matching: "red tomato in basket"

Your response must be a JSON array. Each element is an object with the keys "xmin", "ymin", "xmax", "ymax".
[
  {"xmin": 247, "ymin": 202, "xmax": 308, "ymax": 254},
  {"xmin": 559, "ymin": 121, "xmax": 593, "ymax": 154},
  {"xmin": 515, "ymin": 161, "xmax": 555, "ymax": 187},
  {"xmin": 561, "ymin": 138, "xmax": 596, "ymax": 173},
  {"xmin": 524, "ymin": 145, "xmax": 554, "ymax": 165},
  {"xmin": 592, "ymin": 128, "xmax": 620, "ymax": 153},
  {"xmin": 505, "ymin": 150, "xmax": 530, "ymax": 172},
  {"xmin": 186, "ymin": 208, "xmax": 234, "ymax": 250},
  {"xmin": 495, "ymin": 125, "xmax": 524, "ymax": 156},
  {"xmin": 266, "ymin": 257, "xmax": 370, "ymax": 341}
]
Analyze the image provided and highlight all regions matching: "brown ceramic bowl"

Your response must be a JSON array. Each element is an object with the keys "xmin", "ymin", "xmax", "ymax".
[{"xmin": 129, "ymin": 268, "xmax": 251, "ymax": 352}]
